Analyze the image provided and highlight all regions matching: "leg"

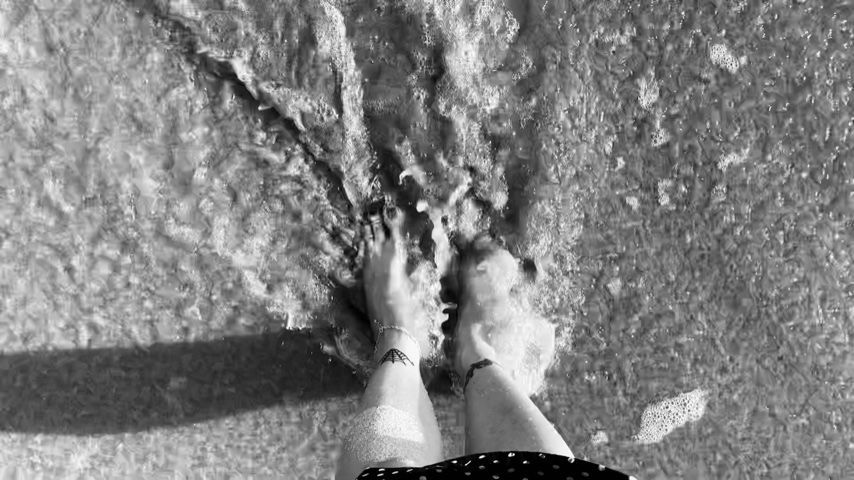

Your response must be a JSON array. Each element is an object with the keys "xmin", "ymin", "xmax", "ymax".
[
  {"xmin": 462, "ymin": 345, "xmax": 572, "ymax": 456},
  {"xmin": 336, "ymin": 332, "xmax": 443, "ymax": 479},
  {"xmin": 335, "ymin": 208, "xmax": 443, "ymax": 480},
  {"xmin": 452, "ymin": 240, "xmax": 574, "ymax": 457}
]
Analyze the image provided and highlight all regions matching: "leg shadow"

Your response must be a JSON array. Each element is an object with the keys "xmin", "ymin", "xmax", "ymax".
[{"xmin": 0, "ymin": 329, "xmax": 363, "ymax": 435}]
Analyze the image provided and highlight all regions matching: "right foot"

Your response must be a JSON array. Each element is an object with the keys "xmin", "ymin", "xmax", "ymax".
[{"xmin": 361, "ymin": 206, "xmax": 430, "ymax": 360}]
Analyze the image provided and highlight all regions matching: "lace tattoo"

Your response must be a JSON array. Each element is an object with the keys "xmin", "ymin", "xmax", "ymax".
[{"xmin": 379, "ymin": 348, "xmax": 414, "ymax": 366}]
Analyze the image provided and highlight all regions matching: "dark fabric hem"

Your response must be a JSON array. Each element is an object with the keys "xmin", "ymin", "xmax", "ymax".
[{"xmin": 358, "ymin": 450, "xmax": 633, "ymax": 479}]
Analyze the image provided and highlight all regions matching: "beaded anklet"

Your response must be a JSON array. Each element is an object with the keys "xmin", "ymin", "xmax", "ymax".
[{"xmin": 464, "ymin": 358, "xmax": 502, "ymax": 390}]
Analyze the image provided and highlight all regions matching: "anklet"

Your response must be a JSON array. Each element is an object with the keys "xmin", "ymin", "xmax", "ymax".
[
  {"xmin": 464, "ymin": 359, "xmax": 501, "ymax": 390},
  {"xmin": 377, "ymin": 325, "xmax": 419, "ymax": 345}
]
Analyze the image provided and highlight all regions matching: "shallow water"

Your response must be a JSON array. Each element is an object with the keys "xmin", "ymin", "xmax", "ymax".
[{"xmin": 1, "ymin": 0, "xmax": 852, "ymax": 477}]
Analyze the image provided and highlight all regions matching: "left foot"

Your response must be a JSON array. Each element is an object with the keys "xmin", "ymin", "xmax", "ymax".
[
  {"xmin": 446, "ymin": 233, "xmax": 556, "ymax": 395},
  {"xmin": 361, "ymin": 206, "xmax": 426, "ymax": 361}
]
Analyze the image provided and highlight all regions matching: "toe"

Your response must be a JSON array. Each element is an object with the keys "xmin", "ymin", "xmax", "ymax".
[
  {"xmin": 384, "ymin": 207, "xmax": 404, "ymax": 243},
  {"xmin": 370, "ymin": 214, "xmax": 385, "ymax": 242},
  {"xmin": 362, "ymin": 222, "xmax": 373, "ymax": 251}
]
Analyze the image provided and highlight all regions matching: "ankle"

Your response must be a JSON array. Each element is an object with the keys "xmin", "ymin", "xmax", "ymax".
[
  {"xmin": 453, "ymin": 323, "xmax": 498, "ymax": 378},
  {"xmin": 461, "ymin": 358, "xmax": 503, "ymax": 392},
  {"xmin": 454, "ymin": 345, "xmax": 497, "ymax": 378},
  {"xmin": 373, "ymin": 328, "xmax": 422, "ymax": 364}
]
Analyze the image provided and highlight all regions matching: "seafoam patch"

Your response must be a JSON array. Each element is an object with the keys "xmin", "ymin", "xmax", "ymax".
[
  {"xmin": 710, "ymin": 43, "xmax": 743, "ymax": 73},
  {"xmin": 606, "ymin": 277, "xmax": 623, "ymax": 297},
  {"xmin": 633, "ymin": 388, "xmax": 709, "ymax": 444},
  {"xmin": 718, "ymin": 146, "xmax": 750, "ymax": 171},
  {"xmin": 625, "ymin": 195, "xmax": 640, "ymax": 211},
  {"xmin": 590, "ymin": 430, "xmax": 609, "ymax": 445},
  {"xmin": 712, "ymin": 183, "xmax": 727, "ymax": 204},
  {"xmin": 657, "ymin": 179, "xmax": 673, "ymax": 206},
  {"xmin": 651, "ymin": 125, "xmax": 671, "ymax": 148},
  {"xmin": 637, "ymin": 74, "xmax": 659, "ymax": 111}
]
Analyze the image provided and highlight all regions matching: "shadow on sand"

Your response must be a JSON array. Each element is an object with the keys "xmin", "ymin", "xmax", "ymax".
[{"xmin": 0, "ymin": 330, "xmax": 365, "ymax": 435}]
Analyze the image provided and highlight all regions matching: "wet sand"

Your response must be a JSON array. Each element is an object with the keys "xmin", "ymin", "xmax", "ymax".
[{"xmin": 1, "ymin": 0, "xmax": 851, "ymax": 477}]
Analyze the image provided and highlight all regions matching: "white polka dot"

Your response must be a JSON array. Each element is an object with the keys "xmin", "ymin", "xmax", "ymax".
[
  {"xmin": 522, "ymin": 460, "xmax": 530, "ymax": 464},
  {"xmin": 599, "ymin": 464, "xmax": 606, "ymax": 471},
  {"xmin": 538, "ymin": 453, "xmax": 546, "ymax": 458},
  {"xmin": 478, "ymin": 455, "xmax": 486, "ymax": 459},
  {"xmin": 508, "ymin": 452, "xmax": 515, "ymax": 457},
  {"xmin": 567, "ymin": 457, "xmax": 575, "ymax": 463},
  {"xmin": 492, "ymin": 476, "xmax": 500, "ymax": 480},
  {"xmin": 406, "ymin": 469, "xmax": 413, "ymax": 472},
  {"xmin": 435, "ymin": 469, "xmax": 442, "ymax": 474},
  {"xmin": 553, "ymin": 464, "xmax": 561, "ymax": 469},
  {"xmin": 464, "ymin": 473, "xmax": 471, "ymax": 477},
  {"xmin": 479, "ymin": 465, "xmax": 486, "ymax": 470},
  {"xmin": 493, "ymin": 459, "xmax": 499, "ymax": 464},
  {"xmin": 451, "ymin": 460, "xmax": 458, "ymax": 464},
  {"xmin": 418, "ymin": 476, "xmax": 426, "ymax": 480},
  {"xmin": 378, "ymin": 469, "xmax": 385, "ymax": 472},
  {"xmin": 508, "ymin": 468, "xmax": 516, "ymax": 473}
]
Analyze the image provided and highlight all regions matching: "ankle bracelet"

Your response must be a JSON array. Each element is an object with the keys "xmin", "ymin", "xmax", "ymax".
[
  {"xmin": 464, "ymin": 359, "xmax": 501, "ymax": 390},
  {"xmin": 373, "ymin": 325, "xmax": 422, "ymax": 361},
  {"xmin": 377, "ymin": 325, "xmax": 419, "ymax": 346}
]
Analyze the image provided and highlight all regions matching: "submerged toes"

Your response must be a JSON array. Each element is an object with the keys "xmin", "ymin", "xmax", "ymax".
[{"xmin": 369, "ymin": 214, "xmax": 385, "ymax": 242}]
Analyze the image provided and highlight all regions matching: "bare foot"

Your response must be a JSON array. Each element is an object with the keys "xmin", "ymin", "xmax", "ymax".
[
  {"xmin": 450, "ymin": 234, "xmax": 557, "ymax": 394},
  {"xmin": 450, "ymin": 235, "xmax": 518, "ymax": 377},
  {"xmin": 361, "ymin": 206, "xmax": 427, "ymax": 358}
]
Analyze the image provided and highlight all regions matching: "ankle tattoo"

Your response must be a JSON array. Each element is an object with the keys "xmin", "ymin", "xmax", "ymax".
[
  {"xmin": 464, "ymin": 359, "xmax": 496, "ymax": 390},
  {"xmin": 379, "ymin": 348, "xmax": 415, "ymax": 366}
]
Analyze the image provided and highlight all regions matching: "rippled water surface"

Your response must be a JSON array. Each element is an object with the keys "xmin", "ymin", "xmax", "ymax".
[{"xmin": 1, "ymin": 0, "xmax": 852, "ymax": 478}]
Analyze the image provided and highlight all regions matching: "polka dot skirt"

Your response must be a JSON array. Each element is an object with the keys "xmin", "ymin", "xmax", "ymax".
[{"xmin": 358, "ymin": 451, "xmax": 634, "ymax": 479}]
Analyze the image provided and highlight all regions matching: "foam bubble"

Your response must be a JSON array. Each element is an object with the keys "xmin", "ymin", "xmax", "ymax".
[
  {"xmin": 651, "ymin": 126, "xmax": 671, "ymax": 147},
  {"xmin": 718, "ymin": 147, "xmax": 750, "ymax": 171},
  {"xmin": 590, "ymin": 430, "xmax": 609, "ymax": 445},
  {"xmin": 657, "ymin": 179, "xmax": 673, "ymax": 206},
  {"xmin": 625, "ymin": 196, "xmax": 640, "ymax": 211},
  {"xmin": 637, "ymin": 75, "xmax": 659, "ymax": 111},
  {"xmin": 484, "ymin": 300, "xmax": 557, "ymax": 397},
  {"xmin": 712, "ymin": 184, "xmax": 727, "ymax": 204},
  {"xmin": 606, "ymin": 277, "xmax": 623, "ymax": 297},
  {"xmin": 633, "ymin": 388, "xmax": 709, "ymax": 444},
  {"xmin": 710, "ymin": 43, "xmax": 742, "ymax": 73},
  {"xmin": 402, "ymin": 0, "xmax": 518, "ymax": 112}
]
